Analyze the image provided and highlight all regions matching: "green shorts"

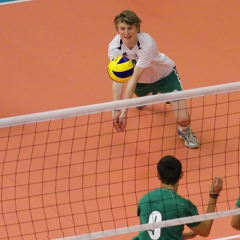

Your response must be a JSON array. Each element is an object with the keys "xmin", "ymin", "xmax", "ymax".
[{"xmin": 134, "ymin": 67, "xmax": 183, "ymax": 97}]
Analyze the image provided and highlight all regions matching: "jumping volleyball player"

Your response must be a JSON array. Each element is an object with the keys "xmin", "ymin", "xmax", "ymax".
[{"xmin": 108, "ymin": 10, "xmax": 199, "ymax": 149}]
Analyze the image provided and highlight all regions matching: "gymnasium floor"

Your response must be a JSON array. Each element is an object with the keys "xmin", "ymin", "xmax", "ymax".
[{"xmin": 0, "ymin": 0, "xmax": 240, "ymax": 239}]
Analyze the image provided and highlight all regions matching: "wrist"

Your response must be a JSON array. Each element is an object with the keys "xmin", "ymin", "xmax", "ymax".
[{"xmin": 209, "ymin": 193, "xmax": 219, "ymax": 199}]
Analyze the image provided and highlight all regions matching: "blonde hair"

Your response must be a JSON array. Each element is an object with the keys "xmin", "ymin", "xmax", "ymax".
[{"xmin": 114, "ymin": 10, "xmax": 142, "ymax": 32}]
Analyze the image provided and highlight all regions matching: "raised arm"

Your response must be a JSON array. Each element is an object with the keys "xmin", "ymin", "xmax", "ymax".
[{"xmin": 188, "ymin": 177, "xmax": 223, "ymax": 237}]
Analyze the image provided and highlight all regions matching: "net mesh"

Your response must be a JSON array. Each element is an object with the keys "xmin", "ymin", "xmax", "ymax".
[{"xmin": 0, "ymin": 82, "xmax": 240, "ymax": 240}]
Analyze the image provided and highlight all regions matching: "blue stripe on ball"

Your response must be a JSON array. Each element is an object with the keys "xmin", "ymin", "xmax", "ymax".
[
  {"xmin": 118, "ymin": 57, "xmax": 130, "ymax": 64},
  {"xmin": 113, "ymin": 68, "xmax": 134, "ymax": 78}
]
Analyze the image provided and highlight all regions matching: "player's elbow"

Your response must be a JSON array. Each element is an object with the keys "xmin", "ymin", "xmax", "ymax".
[
  {"xmin": 231, "ymin": 223, "xmax": 240, "ymax": 230},
  {"xmin": 191, "ymin": 231, "xmax": 209, "ymax": 238},
  {"xmin": 231, "ymin": 217, "xmax": 240, "ymax": 230},
  {"xmin": 191, "ymin": 224, "xmax": 211, "ymax": 238},
  {"xmin": 198, "ymin": 231, "xmax": 210, "ymax": 237}
]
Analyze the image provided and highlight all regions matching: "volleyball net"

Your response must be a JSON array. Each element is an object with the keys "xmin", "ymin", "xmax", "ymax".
[{"xmin": 0, "ymin": 82, "xmax": 240, "ymax": 240}]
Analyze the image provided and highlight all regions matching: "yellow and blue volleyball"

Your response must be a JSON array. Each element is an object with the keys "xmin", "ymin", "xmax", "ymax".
[{"xmin": 107, "ymin": 56, "xmax": 134, "ymax": 83}]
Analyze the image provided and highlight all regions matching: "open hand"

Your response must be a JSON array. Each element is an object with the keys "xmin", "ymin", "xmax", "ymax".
[{"xmin": 113, "ymin": 111, "xmax": 127, "ymax": 132}]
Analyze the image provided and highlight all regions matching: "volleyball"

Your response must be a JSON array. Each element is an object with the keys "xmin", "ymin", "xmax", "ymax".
[{"xmin": 107, "ymin": 56, "xmax": 134, "ymax": 83}]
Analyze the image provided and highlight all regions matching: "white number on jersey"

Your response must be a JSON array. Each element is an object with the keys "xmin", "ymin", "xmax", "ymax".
[{"xmin": 148, "ymin": 211, "xmax": 162, "ymax": 239}]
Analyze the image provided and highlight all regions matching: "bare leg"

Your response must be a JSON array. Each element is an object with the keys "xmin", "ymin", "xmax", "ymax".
[
  {"xmin": 170, "ymin": 99, "xmax": 190, "ymax": 128},
  {"xmin": 170, "ymin": 100, "xmax": 199, "ymax": 148}
]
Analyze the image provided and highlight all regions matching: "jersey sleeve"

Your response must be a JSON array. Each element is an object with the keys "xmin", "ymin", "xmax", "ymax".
[
  {"xmin": 108, "ymin": 46, "xmax": 119, "ymax": 60},
  {"xmin": 185, "ymin": 201, "xmax": 201, "ymax": 228},
  {"xmin": 108, "ymin": 35, "xmax": 122, "ymax": 60},
  {"xmin": 236, "ymin": 196, "xmax": 240, "ymax": 207},
  {"xmin": 137, "ymin": 204, "xmax": 141, "ymax": 217},
  {"xmin": 135, "ymin": 37, "xmax": 156, "ymax": 69}
]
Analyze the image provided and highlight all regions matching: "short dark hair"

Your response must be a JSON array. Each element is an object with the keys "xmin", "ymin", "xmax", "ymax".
[{"xmin": 157, "ymin": 155, "xmax": 182, "ymax": 185}]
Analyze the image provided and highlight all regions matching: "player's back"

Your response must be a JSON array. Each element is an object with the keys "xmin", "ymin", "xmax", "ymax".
[{"xmin": 135, "ymin": 188, "xmax": 198, "ymax": 240}]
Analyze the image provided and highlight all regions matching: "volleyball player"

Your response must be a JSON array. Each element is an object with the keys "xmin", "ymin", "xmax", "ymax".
[
  {"xmin": 132, "ymin": 155, "xmax": 223, "ymax": 239},
  {"xmin": 108, "ymin": 10, "xmax": 199, "ymax": 149}
]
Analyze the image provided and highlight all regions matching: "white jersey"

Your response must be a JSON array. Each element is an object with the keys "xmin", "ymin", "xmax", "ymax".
[{"xmin": 108, "ymin": 33, "xmax": 175, "ymax": 83}]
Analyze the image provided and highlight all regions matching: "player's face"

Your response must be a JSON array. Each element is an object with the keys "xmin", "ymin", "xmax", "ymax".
[{"xmin": 117, "ymin": 22, "xmax": 139, "ymax": 49}]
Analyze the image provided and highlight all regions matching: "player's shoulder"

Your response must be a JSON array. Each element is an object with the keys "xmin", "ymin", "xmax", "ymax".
[
  {"xmin": 138, "ymin": 33, "xmax": 156, "ymax": 45},
  {"xmin": 139, "ymin": 188, "xmax": 160, "ymax": 203},
  {"xmin": 139, "ymin": 32, "xmax": 154, "ymax": 40},
  {"xmin": 109, "ymin": 34, "xmax": 121, "ymax": 47},
  {"xmin": 176, "ymin": 194, "xmax": 195, "ymax": 207},
  {"xmin": 138, "ymin": 32, "xmax": 157, "ymax": 51}
]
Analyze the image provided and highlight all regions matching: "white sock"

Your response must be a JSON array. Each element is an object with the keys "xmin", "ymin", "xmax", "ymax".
[{"xmin": 178, "ymin": 125, "xmax": 189, "ymax": 132}]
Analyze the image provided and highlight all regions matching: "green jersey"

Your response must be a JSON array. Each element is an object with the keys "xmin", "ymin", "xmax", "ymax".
[
  {"xmin": 133, "ymin": 188, "xmax": 200, "ymax": 240},
  {"xmin": 236, "ymin": 196, "xmax": 240, "ymax": 207}
]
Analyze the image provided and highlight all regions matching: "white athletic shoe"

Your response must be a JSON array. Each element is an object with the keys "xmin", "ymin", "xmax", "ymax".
[{"xmin": 178, "ymin": 126, "xmax": 199, "ymax": 149}]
